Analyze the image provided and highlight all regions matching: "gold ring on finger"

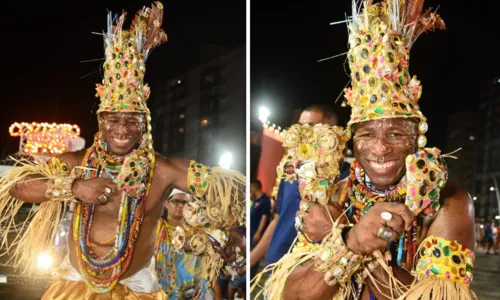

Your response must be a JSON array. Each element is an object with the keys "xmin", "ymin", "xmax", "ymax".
[
  {"xmin": 104, "ymin": 187, "xmax": 112, "ymax": 195},
  {"xmin": 381, "ymin": 227, "xmax": 393, "ymax": 241},
  {"xmin": 98, "ymin": 194, "xmax": 109, "ymax": 204},
  {"xmin": 376, "ymin": 225, "xmax": 387, "ymax": 239}
]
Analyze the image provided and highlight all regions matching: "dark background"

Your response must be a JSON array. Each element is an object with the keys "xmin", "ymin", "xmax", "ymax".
[
  {"xmin": 250, "ymin": 0, "xmax": 495, "ymax": 149},
  {"xmin": 0, "ymin": 0, "xmax": 245, "ymax": 157}
]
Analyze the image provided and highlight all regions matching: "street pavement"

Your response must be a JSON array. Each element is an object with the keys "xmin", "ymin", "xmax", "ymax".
[{"xmin": 471, "ymin": 249, "xmax": 500, "ymax": 300}]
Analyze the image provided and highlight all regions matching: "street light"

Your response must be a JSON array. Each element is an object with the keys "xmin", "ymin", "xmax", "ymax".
[
  {"xmin": 258, "ymin": 106, "xmax": 270, "ymax": 123},
  {"xmin": 491, "ymin": 187, "xmax": 495, "ymax": 191},
  {"xmin": 219, "ymin": 152, "xmax": 233, "ymax": 170},
  {"xmin": 473, "ymin": 196, "xmax": 477, "ymax": 201},
  {"xmin": 496, "ymin": 216, "xmax": 500, "ymax": 220},
  {"xmin": 36, "ymin": 252, "xmax": 53, "ymax": 269}
]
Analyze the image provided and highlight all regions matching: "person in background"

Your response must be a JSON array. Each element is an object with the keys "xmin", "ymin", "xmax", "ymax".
[
  {"xmin": 484, "ymin": 220, "xmax": 495, "ymax": 255},
  {"xmin": 155, "ymin": 189, "xmax": 210, "ymax": 299},
  {"xmin": 250, "ymin": 180, "xmax": 271, "ymax": 278}
]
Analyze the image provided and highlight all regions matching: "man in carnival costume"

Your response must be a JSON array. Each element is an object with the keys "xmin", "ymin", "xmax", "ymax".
[
  {"xmin": 257, "ymin": 1, "xmax": 476, "ymax": 299},
  {"xmin": 0, "ymin": 2, "xmax": 245, "ymax": 299}
]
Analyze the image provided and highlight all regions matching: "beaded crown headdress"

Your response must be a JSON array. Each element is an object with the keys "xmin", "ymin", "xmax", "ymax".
[
  {"xmin": 343, "ymin": 0, "xmax": 445, "ymax": 148},
  {"xmin": 95, "ymin": 1, "xmax": 168, "ymax": 114}
]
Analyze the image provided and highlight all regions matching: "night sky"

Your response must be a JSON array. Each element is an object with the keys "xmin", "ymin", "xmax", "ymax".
[
  {"xmin": 251, "ymin": 0, "xmax": 496, "ymax": 149},
  {"xmin": 0, "ymin": 0, "xmax": 245, "ymax": 157}
]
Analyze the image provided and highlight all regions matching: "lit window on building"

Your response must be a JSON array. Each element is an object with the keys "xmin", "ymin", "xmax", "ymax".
[
  {"xmin": 179, "ymin": 127, "xmax": 184, "ymax": 133},
  {"xmin": 179, "ymin": 113, "xmax": 185, "ymax": 119},
  {"xmin": 201, "ymin": 119, "xmax": 209, "ymax": 127}
]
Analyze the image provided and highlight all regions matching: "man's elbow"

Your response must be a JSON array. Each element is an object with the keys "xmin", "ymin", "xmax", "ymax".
[{"xmin": 9, "ymin": 184, "xmax": 20, "ymax": 199}]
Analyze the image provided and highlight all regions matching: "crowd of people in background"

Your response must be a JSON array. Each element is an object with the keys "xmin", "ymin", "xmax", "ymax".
[{"xmin": 478, "ymin": 220, "xmax": 500, "ymax": 255}]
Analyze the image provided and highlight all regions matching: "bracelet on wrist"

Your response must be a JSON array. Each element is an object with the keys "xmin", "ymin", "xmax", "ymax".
[{"xmin": 315, "ymin": 225, "xmax": 364, "ymax": 286}]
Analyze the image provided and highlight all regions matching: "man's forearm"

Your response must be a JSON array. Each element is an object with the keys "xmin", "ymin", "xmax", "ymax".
[
  {"xmin": 9, "ymin": 175, "xmax": 49, "ymax": 204},
  {"xmin": 366, "ymin": 263, "xmax": 414, "ymax": 299},
  {"xmin": 283, "ymin": 260, "xmax": 340, "ymax": 300},
  {"xmin": 256, "ymin": 215, "xmax": 269, "ymax": 237},
  {"xmin": 250, "ymin": 216, "xmax": 278, "ymax": 266}
]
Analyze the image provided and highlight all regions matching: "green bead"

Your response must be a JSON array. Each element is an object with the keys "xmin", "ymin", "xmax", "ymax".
[
  {"xmin": 466, "ymin": 264, "xmax": 472, "ymax": 272},
  {"xmin": 443, "ymin": 246, "xmax": 451, "ymax": 256},
  {"xmin": 438, "ymin": 179, "xmax": 445, "ymax": 188},
  {"xmin": 429, "ymin": 189, "xmax": 438, "ymax": 200},
  {"xmin": 430, "ymin": 265, "xmax": 440, "ymax": 275},
  {"xmin": 374, "ymin": 107, "xmax": 384, "ymax": 114},
  {"xmin": 202, "ymin": 182, "xmax": 208, "ymax": 188},
  {"xmin": 319, "ymin": 180, "xmax": 329, "ymax": 187}
]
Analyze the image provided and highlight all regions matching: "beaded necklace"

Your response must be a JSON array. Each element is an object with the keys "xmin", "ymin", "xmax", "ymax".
[
  {"xmin": 339, "ymin": 160, "xmax": 420, "ymax": 299},
  {"xmin": 73, "ymin": 132, "xmax": 155, "ymax": 293},
  {"xmin": 154, "ymin": 218, "xmax": 177, "ymax": 295}
]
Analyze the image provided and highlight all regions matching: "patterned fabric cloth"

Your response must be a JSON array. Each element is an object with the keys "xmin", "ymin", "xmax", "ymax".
[{"xmin": 155, "ymin": 219, "xmax": 208, "ymax": 300}]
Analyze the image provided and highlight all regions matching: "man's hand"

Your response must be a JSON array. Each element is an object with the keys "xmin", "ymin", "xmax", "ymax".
[
  {"xmin": 345, "ymin": 202, "xmax": 413, "ymax": 254},
  {"xmin": 72, "ymin": 178, "xmax": 117, "ymax": 205},
  {"xmin": 222, "ymin": 229, "xmax": 246, "ymax": 263},
  {"xmin": 298, "ymin": 201, "xmax": 347, "ymax": 242}
]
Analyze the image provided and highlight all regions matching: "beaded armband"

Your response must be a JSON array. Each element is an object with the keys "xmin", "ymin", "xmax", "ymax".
[
  {"xmin": 45, "ymin": 157, "xmax": 75, "ymax": 201},
  {"xmin": 414, "ymin": 236, "xmax": 474, "ymax": 287},
  {"xmin": 187, "ymin": 160, "xmax": 212, "ymax": 198},
  {"xmin": 315, "ymin": 226, "xmax": 363, "ymax": 286},
  {"xmin": 405, "ymin": 147, "xmax": 448, "ymax": 216}
]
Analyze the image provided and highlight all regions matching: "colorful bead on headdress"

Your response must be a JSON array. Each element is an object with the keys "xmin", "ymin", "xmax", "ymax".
[
  {"xmin": 95, "ymin": 1, "xmax": 168, "ymax": 114},
  {"xmin": 343, "ymin": 0, "xmax": 445, "ymax": 148}
]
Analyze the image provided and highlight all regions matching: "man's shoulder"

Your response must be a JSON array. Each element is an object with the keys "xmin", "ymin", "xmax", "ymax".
[
  {"xmin": 440, "ymin": 181, "xmax": 473, "ymax": 209},
  {"xmin": 58, "ymin": 149, "xmax": 88, "ymax": 168}
]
